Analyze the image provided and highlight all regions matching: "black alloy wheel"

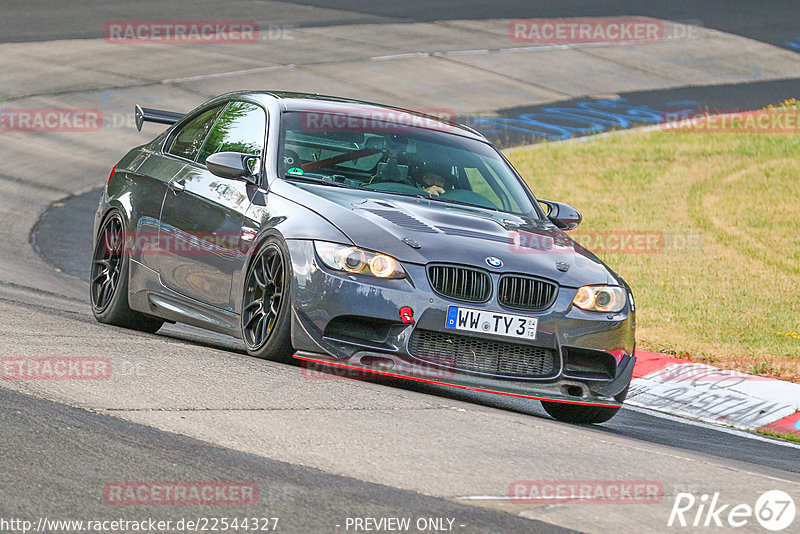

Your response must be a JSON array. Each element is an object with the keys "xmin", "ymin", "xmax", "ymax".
[
  {"xmin": 242, "ymin": 239, "xmax": 292, "ymax": 361},
  {"xmin": 90, "ymin": 211, "xmax": 163, "ymax": 333}
]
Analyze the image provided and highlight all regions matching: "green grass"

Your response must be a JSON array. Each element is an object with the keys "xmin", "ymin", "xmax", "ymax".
[
  {"xmin": 756, "ymin": 429, "xmax": 800, "ymax": 443},
  {"xmin": 507, "ymin": 130, "xmax": 800, "ymax": 381}
]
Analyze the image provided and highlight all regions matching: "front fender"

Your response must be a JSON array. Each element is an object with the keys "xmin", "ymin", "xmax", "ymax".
[{"xmin": 229, "ymin": 191, "xmax": 351, "ymax": 315}]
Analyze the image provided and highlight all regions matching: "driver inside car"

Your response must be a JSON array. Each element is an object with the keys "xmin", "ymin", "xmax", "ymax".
[{"xmin": 412, "ymin": 170, "xmax": 448, "ymax": 196}]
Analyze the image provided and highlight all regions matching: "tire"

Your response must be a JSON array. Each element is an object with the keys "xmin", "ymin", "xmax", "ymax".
[
  {"xmin": 541, "ymin": 386, "xmax": 628, "ymax": 425},
  {"xmin": 90, "ymin": 211, "xmax": 164, "ymax": 333},
  {"xmin": 241, "ymin": 237, "xmax": 293, "ymax": 362}
]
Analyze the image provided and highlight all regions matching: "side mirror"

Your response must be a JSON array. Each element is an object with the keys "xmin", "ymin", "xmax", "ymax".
[
  {"xmin": 540, "ymin": 200, "xmax": 582, "ymax": 230},
  {"xmin": 206, "ymin": 151, "xmax": 260, "ymax": 183}
]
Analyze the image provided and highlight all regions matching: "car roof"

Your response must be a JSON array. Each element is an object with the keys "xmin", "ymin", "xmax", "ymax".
[{"xmin": 223, "ymin": 90, "xmax": 487, "ymax": 142}]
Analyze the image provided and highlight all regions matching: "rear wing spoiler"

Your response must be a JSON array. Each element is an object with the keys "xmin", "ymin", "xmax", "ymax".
[{"xmin": 134, "ymin": 104, "xmax": 184, "ymax": 131}]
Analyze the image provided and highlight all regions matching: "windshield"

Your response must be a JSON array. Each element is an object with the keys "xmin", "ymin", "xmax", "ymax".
[{"xmin": 277, "ymin": 110, "xmax": 540, "ymax": 216}]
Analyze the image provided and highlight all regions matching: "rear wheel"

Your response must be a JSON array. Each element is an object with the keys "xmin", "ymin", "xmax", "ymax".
[
  {"xmin": 241, "ymin": 238, "xmax": 293, "ymax": 362},
  {"xmin": 90, "ymin": 211, "xmax": 163, "ymax": 333}
]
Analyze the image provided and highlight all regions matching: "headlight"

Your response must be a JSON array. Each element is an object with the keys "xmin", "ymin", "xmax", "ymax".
[
  {"xmin": 314, "ymin": 242, "xmax": 405, "ymax": 279},
  {"xmin": 572, "ymin": 285, "xmax": 627, "ymax": 313}
]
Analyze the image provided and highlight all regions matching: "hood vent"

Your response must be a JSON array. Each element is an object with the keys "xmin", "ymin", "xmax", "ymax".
[
  {"xmin": 436, "ymin": 225, "xmax": 514, "ymax": 245},
  {"xmin": 362, "ymin": 208, "xmax": 438, "ymax": 234}
]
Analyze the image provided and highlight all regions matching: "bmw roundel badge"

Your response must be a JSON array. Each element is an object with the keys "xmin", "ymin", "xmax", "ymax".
[{"xmin": 485, "ymin": 256, "xmax": 503, "ymax": 268}]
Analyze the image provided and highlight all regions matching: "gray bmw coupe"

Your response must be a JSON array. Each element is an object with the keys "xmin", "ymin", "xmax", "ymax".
[{"xmin": 91, "ymin": 91, "xmax": 636, "ymax": 424}]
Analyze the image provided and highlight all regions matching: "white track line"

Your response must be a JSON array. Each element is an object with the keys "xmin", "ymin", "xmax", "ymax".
[
  {"xmin": 163, "ymin": 64, "xmax": 294, "ymax": 84},
  {"xmin": 160, "ymin": 28, "xmax": 703, "ymax": 84}
]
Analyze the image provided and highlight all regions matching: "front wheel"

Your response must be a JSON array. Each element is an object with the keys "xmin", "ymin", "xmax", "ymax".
[
  {"xmin": 541, "ymin": 401, "xmax": 621, "ymax": 424},
  {"xmin": 542, "ymin": 385, "xmax": 628, "ymax": 424},
  {"xmin": 90, "ymin": 211, "xmax": 163, "ymax": 333},
  {"xmin": 241, "ymin": 237, "xmax": 293, "ymax": 362}
]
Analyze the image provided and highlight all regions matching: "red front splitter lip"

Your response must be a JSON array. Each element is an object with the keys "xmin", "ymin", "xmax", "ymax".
[{"xmin": 293, "ymin": 352, "xmax": 621, "ymax": 407}]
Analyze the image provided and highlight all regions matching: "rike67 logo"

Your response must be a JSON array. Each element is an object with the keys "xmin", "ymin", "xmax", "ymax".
[{"xmin": 669, "ymin": 490, "xmax": 795, "ymax": 531}]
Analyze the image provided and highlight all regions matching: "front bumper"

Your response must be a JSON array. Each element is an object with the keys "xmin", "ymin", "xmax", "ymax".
[
  {"xmin": 295, "ymin": 349, "xmax": 635, "ymax": 407},
  {"xmin": 287, "ymin": 240, "xmax": 636, "ymax": 407}
]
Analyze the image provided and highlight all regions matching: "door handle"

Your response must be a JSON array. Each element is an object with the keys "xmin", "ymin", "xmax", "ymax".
[{"xmin": 168, "ymin": 178, "xmax": 185, "ymax": 193}]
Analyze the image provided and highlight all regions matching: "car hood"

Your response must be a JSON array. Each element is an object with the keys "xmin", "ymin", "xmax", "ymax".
[{"xmin": 275, "ymin": 180, "xmax": 621, "ymax": 287}]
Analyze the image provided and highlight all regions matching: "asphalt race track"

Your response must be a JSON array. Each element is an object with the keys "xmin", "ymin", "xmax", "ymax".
[
  {"xmin": 3, "ymin": 1, "xmax": 800, "ymax": 49},
  {"xmin": 2, "ymin": 2, "xmax": 800, "ymax": 533},
  {"xmin": 1, "ymin": 386, "xmax": 564, "ymax": 533}
]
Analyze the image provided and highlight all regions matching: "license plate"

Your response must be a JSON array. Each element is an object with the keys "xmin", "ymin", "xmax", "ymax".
[{"xmin": 445, "ymin": 305, "xmax": 538, "ymax": 340}]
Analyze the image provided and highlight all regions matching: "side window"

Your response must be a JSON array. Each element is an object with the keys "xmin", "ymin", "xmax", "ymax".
[
  {"xmin": 197, "ymin": 101, "xmax": 267, "ymax": 166},
  {"xmin": 167, "ymin": 105, "xmax": 225, "ymax": 161}
]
